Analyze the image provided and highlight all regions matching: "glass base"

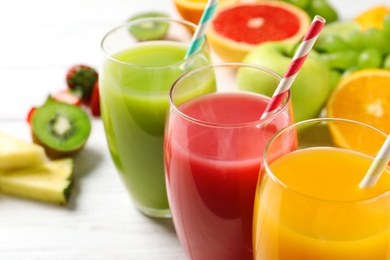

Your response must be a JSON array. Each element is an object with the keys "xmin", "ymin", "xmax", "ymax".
[{"xmin": 136, "ymin": 204, "xmax": 171, "ymax": 218}]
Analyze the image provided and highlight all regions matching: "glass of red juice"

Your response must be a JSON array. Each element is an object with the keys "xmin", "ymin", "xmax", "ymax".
[{"xmin": 164, "ymin": 63, "xmax": 295, "ymax": 259}]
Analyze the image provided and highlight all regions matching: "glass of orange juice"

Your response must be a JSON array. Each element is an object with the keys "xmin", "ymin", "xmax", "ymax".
[{"xmin": 253, "ymin": 118, "xmax": 390, "ymax": 260}]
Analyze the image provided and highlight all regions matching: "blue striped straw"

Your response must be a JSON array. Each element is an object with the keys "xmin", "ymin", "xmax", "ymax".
[{"xmin": 184, "ymin": 0, "xmax": 219, "ymax": 59}]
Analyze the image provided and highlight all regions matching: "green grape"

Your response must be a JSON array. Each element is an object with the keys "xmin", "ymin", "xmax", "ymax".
[
  {"xmin": 321, "ymin": 50, "xmax": 358, "ymax": 70},
  {"xmin": 383, "ymin": 54, "xmax": 390, "ymax": 69},
  {"xmin": 383, "ymin": 14, "xmax": 390, "ymax": 37},
  {"xmin": 314, "ymin": 21, "xmax": 360, "ymax": 51},
  {"xmin": 342, "ymin": 66, "xmax": 359, "ymax": 78},
  {"xmin": 320, "ymin": 34, "xmax": 350, "ymax": 53},
  {"xmin": 357, "ymin": 48, "xmax": 383, "ymax": 69},
  {"xmin": 329, "ymin": 69, "xmax": 342, "ymax": 91},
  {"xmin": 363, "ymin": 28, "xmax": 389, "ymax": 54},
  {"xmin": 307, "ymin": 0, "xmax": 338, "ymax": 23},
  {"xmin": 348, "ymin": 30, "xmax": 365, "ymax": 51}
]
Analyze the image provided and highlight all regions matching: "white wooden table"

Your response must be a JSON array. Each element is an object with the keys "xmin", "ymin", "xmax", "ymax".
[{"xmin": 0, "ymin": 0, "xmax": 385, "ymax": 259}]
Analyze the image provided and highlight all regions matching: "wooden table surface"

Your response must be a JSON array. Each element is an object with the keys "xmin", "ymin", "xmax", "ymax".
[{"xmin": 0, "ymin": 0, "xmax": 385, "ymax": 259}]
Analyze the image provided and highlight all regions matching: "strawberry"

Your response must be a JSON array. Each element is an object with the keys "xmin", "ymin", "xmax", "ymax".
[
  {"xmin": 26, "ymin": 107, "xmax": 37, "ymax": 124},
  {"xmin": 90, "ymin": 81, "xmax": 100, "ymax": 117},
  {"xmin": 51, "ymin": 89, "xmax": 82, "ymax": 106},
  {"xmin": 66, "ymin": 64, "xmax": 98, "ymax": 101}
]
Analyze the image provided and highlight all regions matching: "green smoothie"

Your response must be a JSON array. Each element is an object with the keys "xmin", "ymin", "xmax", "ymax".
[{"xmin": 100, "ymin": 41, "xmax": 212, "ymax": 216}]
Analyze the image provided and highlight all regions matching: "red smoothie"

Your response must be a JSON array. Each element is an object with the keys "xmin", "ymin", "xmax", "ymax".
[{"xmin": 164, "ymin": 92, "xmax": 293, "ymax": 259}]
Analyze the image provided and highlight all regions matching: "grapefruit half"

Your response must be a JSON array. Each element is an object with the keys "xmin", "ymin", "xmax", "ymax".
[{"xmin": 207, "ymin": 1, "xmax": 311, "ymax": 62}]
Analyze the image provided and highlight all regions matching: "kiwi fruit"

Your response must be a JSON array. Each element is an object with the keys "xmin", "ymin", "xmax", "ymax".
[
  {"xmin": 128, "ymin": 12, "xmax": 170, "ymax": 41},
  {"xmin": 31, "ymin": 99, "xmax": 91, "ymax": 159}
]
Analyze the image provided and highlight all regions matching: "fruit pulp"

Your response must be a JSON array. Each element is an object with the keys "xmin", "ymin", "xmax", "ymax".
[
  {"xmin": 100, "ymin": 41, "xmax": 211, "ymax": 215},
  {"xmin": 212, "ymin": 5, "xmax": 301, "ymax": 44},
  {"xmin": 165, "ymin": 92, "xmax": 293, "ymax": 259},
  {"xmin": 0, "ymin": 158, "xmax": 73, "ymax": 205},
  {"xmin": 206, "ymin": 2, "xmax": 310, "ymax": 62},
  {"xmin": 254, "ymin": 147, "xmax": 390, "ymax": 260},
  {"xmin": 0, "ymin": 131, "xmax": 47, "ymax": 171}
]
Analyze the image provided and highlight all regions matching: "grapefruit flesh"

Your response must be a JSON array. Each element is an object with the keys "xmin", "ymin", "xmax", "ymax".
[{"xmin": 207, "ymin": 2, "xmax": 310, "ymax": 62}]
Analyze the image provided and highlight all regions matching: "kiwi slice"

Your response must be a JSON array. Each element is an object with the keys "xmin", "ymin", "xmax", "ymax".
[
  {"xmin": 128, "ymin": 12, "xmax": 170, "ymax": 41},
  {"xmin": 31, "ymin": 99, "xmax": 91, "ymax": 159}
]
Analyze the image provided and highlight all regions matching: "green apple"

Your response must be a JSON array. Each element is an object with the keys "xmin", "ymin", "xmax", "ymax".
[{"xmin": 238, "ymin": 41, "xmax": 332, "ymax": 122}]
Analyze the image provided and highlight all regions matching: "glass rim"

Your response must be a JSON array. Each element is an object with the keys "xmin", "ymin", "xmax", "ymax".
[
  {"xmin": 263, "ymin": 117, "xmax": 390, "ymax": 203},
  {"xmin": 100, "ymin": 17, "xmax": 208, "ymax": 69},
  {"xmin": 169, "ymin": 62, "xmax": 291, "ymax": 128}
]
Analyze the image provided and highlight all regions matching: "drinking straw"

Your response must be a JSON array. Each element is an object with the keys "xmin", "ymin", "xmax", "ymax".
[
  {"xmin": 260, "ymin": 15, "xmax": 326, "ymax": 120},
  {"xmin": 184, "ymin": 0, "xmax": 219, "ymax": 59},
  {"xmin": 360, "ymin": 135, "xmax": 390, "ymax": 188}
]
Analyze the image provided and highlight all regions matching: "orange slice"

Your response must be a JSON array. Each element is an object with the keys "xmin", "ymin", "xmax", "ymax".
[
  {"xmin": 326, "ymin": 69, "xmax": 390, "ymax": 153},
  {"xmin": 173, "ymin": 0, "xmax": 237, "ymax": 25},
  {"xmin": 355, "ymin": 5, "xmax": 390, "ymax": 30}
]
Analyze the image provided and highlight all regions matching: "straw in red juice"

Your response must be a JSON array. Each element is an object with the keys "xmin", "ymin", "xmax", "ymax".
[{"xmin": 260, "ymin": 15, "xmax": 326, "ymax": 120}]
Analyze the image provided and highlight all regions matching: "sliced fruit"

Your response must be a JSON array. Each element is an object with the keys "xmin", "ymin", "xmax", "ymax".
[
  {"xmin": 51, "ymin": 89, "xmax": 82, "ymax": 106},
  {"xmin": 326, "ymin": 69, "xmax": 390, "ymax": 153},
  {"xmin": 0, "ymin": 158, "xmax": 74, "ymax": 205},
  {"xmin": 207, "ymin": 1, "xmax": 310, "ymax": 62},
  {"xmin": 128, "ymin": 12, "xmax": 170, "ymax": 41},
  {"xmin": 355, "ymin": 5, "xmax": 390, "ymax": 31},
  {"xmin": 0, "ymin": 131, "xmax": 47, "ymax": 171},
  {"xmin": 90, "ymin": 81, "xmax": 100, "ymax": 117},
  {"xmin": 26, "ymin": 106, "xmax": 37, "ymax": 124},
  {"xmin": 173, "ymin": 0, "xmax": 237, "ymax": 26},
  {"xmin": 31, "ymin": 99, "xmax": 91, "ymax": 159}
]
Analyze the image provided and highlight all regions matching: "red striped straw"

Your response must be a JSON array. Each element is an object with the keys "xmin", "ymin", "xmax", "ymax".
[{"xmin": 260, "ymin": 15, "xmax": 326, "ymax": 120}]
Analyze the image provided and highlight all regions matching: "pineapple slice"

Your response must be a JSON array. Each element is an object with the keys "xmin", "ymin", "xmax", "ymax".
[
  {"xmin": 0, "ymin": 158, "xmax": 74, "ymax": 205},
  {"xmin": 0, "ymin": 131, "xmax": 47, "ymax": 171}
]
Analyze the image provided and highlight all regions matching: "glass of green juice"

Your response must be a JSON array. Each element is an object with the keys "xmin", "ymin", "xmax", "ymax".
[
  {"xmin": 100, "ymin": 17, "xmax": 211, "ymax": 218},
  {"xmin": 254, "ymin": 118, "xmax": 390, "ymax": 260}
]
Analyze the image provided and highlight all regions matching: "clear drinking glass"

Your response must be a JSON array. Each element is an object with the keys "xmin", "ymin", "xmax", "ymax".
[
  {"xmin": 254, "ymin": 118, "xmax": 390, "ymax": 260},
  {"xmin": 99, "ymin": 18, "xmax": 211, "ymax": 218},
  {"xmin": 164, "ymin": 63, "xmax": 294, "ymax": 259}
]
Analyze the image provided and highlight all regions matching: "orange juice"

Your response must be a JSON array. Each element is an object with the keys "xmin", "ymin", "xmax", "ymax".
[{"xmin": 253, "ymin": 147, "xmax": 390, "ymax": 260}]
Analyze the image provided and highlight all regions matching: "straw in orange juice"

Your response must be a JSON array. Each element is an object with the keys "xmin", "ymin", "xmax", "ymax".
[
  {"xmin": 253, "ymin": 147, "xmax": 390, "ymax": 260},
  {"xmin": 360, "ymin": 135, "xmax": 390, "ymax": 188}
]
